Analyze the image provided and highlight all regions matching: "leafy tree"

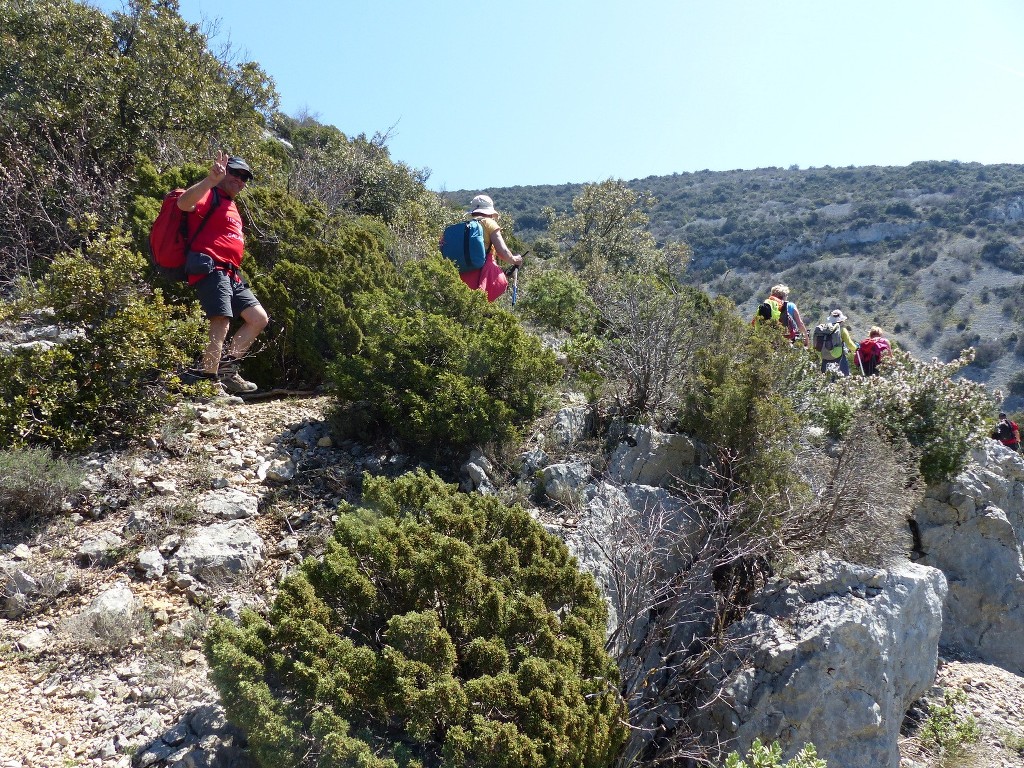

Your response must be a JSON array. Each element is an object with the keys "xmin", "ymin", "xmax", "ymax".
[
  {"xmin": 0, "ymin": 0, "xmax": 278, "ymax": 284},
  {"xmin": 545, "ymin": 180, "xmax": 659, "ymax": 272},
  {"xmin": 206, "ymin": 470, "xmax": 627, "ymax": 768}
]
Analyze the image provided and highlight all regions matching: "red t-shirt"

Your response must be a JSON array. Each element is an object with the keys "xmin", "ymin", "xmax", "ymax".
[{"xmin": 187, "ymin": 189, "xmax": 245, "ymax": 284}]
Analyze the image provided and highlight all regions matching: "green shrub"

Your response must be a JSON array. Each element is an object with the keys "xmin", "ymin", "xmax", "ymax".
[
  {"xmin": 0, "ymin": 224, "xmax": 205, "ymax": 450},
  {"xmin": 1008, "ymin": 371, "xmax": 1024, "ymax": 396},
  {"xmin": 972, "ymin": 339, "xmax": 1005, "ymax": 369},
  {"xmin": 0, "ymin": 447, "xmax": 83, "ymax": 529},
  {"xmin": 678, "ymin": 308, "xmax": 815, "ymax": 509},
  {"xmin": 842, "ymin": 349, "xmax": 993, "ymax": 483},
  {"xmin": 724, "ymin": 738, "xmax": 826, "ymax": 768},
  {"xmin": 518, "ymin": 268, "xmax": 597, "ymax": 334},
  {"xmin": 814, "ymin": 386, "xmax": 855, "ymax": 438},
  {"xmin": 919, "ymin": 688, "xmax": 981, "ymax": 762},
  {"xmin": 246, "ymin": 211, "xmax": 400, "ymax": 386},
  {"xmin": 205, "ymin": 470, "xmax": 627, "ymax": 768},
  {"xmin": 562, "ymin": 333, "xmax": 605, "ymax": 403},
  {"xmin": 330, "ymin": 256, "xmax": 561, "ymax": 454}
]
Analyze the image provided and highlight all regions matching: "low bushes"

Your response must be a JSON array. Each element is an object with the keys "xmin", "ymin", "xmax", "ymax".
[
  {"xmin": 330, "ymin": 256, "xmax": 561, "ymax": 455},
  {"xmin": 0, "ymin": 224, "xmax": 206, "ymax": 450},
  {"xmin": 205, "ymin": 470, "xmax": 627, "ymax": 768},
  {"xmin": 830, "ymin": 349, "xmax": 993, "ymax": 483},
  {"xmin": 724, "ymin": 739, "xmax": 826, "ymax": 768},
  {"xmin": 517, "ymin": 268, "xmax": 597, "ymax": 334},
  {"xmin": 0, "ymin": 447, "xmax": 83, "ymax": 529}
]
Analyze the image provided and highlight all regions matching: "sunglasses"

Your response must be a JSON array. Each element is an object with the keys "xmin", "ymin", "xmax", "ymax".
[{"xmin": 227, "ymin": 168, "xmax": 252, "ymax": 182}]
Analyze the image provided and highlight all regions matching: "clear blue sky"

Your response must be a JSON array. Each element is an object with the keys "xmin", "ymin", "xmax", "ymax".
[{"xmin": 94, "ymin": 0, "xmax": 1024, "ymax": 192}]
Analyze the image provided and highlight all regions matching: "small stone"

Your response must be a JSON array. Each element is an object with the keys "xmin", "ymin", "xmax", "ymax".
[
  {"xmin": 151, "ymin": 479, "xmax": 178, "ymax": 495},
  {"xmin": 265, "ymin": 459, "xmax": 296, "ymax": 483}
]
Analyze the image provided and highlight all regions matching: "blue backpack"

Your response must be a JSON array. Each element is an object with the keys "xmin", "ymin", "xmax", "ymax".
[{"xmin": 439, "ymin": 219, "xmax": 487, "ymax": 273}]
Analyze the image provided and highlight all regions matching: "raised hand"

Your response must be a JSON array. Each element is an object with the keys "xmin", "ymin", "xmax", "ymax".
[{"xmin": 209, "ymin": 149, "xmax": 229, "ymax": 184}]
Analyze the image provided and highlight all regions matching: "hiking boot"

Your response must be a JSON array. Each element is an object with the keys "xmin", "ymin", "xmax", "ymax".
[
  {"xmin": 213, "ymin": 383, "xmax": 245, "ymax": 404},
  {"xmin": 192, "ymin": 381, "xmax": 243, "ymax": 405},
  {"xmin": 219, "ymin": 369, "xmax": 258, "ymax": 394},
  {"xmin": 218, "ymin": 356, "xmax": 258, "ymax": 393}
]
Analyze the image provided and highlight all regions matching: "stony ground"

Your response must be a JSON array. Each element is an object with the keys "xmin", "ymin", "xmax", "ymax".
[
  {"xmin": 1, "ymin": 393, "xmax": 1022, "ymax": 768},
  {"xmin": 901, "ymin": 654, "xmax": 1024, "ymax": 768},
  {"xmin": 0, "ymin": 394, "xmax": 341, "ymax": 767}
]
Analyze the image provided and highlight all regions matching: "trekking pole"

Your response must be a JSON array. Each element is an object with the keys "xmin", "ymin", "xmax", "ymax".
[
  {"xmin": 510, "ymin": 250, "xmax": 528, "ymax": 308},
  {"xmin": 855, "ymin": 344, "xmax": 865, "ymax": 376}
]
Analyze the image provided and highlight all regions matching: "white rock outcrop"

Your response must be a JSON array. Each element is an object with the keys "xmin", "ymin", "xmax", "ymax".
[
  {"xmin": 705, "ymin": 554, "xmax": 947, "ymax": 768},
  {"xmin": 913, "ymin": 442, "xmax": 1024, "ymax": 674}
]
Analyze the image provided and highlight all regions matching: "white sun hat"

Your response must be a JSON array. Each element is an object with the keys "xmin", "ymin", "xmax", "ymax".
[{"xmin": 468, "ymin": 194, "xmax": 496, "ymax": 216}]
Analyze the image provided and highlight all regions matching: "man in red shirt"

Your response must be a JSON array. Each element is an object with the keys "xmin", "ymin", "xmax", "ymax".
[{"xmin": 177, "ymin": 150, "xmax": 268, "ymax": 394}]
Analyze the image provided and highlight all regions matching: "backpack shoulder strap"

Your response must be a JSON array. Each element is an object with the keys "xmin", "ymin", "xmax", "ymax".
[{"xmin": 186, "ymin": 187, "xmax": 222, "ymax": 250}]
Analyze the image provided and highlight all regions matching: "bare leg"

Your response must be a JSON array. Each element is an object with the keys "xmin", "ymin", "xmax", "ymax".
[
  {"xmin": 225, "ymin": 304, "xmax": 269, "ymax": 360},
  {"xmin": 203, "ymin": 316, "xmax": 232, "ymax": 374}
]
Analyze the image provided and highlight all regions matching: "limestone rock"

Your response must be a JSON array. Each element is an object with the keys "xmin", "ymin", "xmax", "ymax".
[
  {"xmin": 706, "ymin": 554, "xmax": 947, "ymax": 768},
  {"xmin": 198, "ymin": 488, "xmax": 259, "ymax": 521},
  {"xmin": 169, "ymin": 520, "xmax": 264, "ymax": 583},
  {"xmin": 607, "ymin": 425, "xmax": 696, "ymax": 487},
  {"xmin": 913, "ymin": 441, "xmax": 1024, "ymax": 673},
  {"xmin": 540, "ymin": 460, "xmax": 591, "ymax": 503}
]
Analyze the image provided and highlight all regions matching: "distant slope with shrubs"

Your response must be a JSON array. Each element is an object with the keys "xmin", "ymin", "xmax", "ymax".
[{"xmin": 449, "ymin": 161, "xmax": 1024, "ymax": 408}]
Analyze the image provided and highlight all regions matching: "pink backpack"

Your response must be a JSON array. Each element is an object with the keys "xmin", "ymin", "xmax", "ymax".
[{"xmin": 856, "ymin": 337, "xmax": 890, "ymax": 370}]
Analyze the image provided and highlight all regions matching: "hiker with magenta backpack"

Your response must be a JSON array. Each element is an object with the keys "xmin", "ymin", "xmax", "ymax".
[
  {"xmin": 439, "ymin": 194, "xmax": 523, "ymax": 302},
  {"xmin": 177, "ymin": 151, "xmax": 268, "ymax": 394},
  {"xmin": 752, "ymin": 284, "xmax": 810, "ymax": 349},
  {"xmin": 991, "ymin": 412, "xmax": 1021, "ymax": 453},
  {"xmin": 854, "ymin": 326, "xmax": 892, "ymax": 376},
  {"xmin": 812, "ymin": 309, "xmax": 858, "ymax": 376}
]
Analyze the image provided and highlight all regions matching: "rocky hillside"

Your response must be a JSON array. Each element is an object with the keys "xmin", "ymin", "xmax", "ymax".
[
  {"xmin": 3, "ymin": 393, "xmax": 1024, "ymax": 768},
  {"xmin": 449, "ymin": 161, "xmax": 1024, "ymax": 409}
]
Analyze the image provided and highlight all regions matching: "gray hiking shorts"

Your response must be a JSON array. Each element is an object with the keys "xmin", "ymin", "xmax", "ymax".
[{"xmin": 187, "ymin": 252, "xmax": 261, "ymax": 319}]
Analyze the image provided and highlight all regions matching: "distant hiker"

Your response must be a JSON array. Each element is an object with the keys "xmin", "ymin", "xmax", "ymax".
[
  {"xmin": 812, "ymin": 309, "xmax": 857, "ymax": 376},
  {"xmin": 753, "ymin": 284, "xmax": 809, "ymax": 348},
  {"xmin": 460, "ymin": 194, "xmax": 524, "ymax": 302},
  {"xmin": 991, "ymin": 412, "xmax": 1021, "ymax": 452},
  {"xmin": 177, "ymin": 150, "xmax": 268, "ymax": 394},
  {"xmin": 854, "ymin": 326, "xmax": 892, "ymax": 376}
]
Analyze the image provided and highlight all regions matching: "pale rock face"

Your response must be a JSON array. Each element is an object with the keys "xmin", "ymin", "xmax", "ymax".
[
  {"xmin": 168, "ymin": 520, "xmax": 264, "ymax": 583},
  {"xmin": 913, "ymin": 441, "xmax": 1024, "ymax": 674},
  {"xmin": 607, "ymin": 425, "xmax": 696, "ymax": 487},
  {"xmin": 704, "ymin": 554, "xmax": 947, "ymax": 768},
  {"xmin": 550, "ymin": 402, "xmax": 593, "ymax": 448},
  {"xmin": 198, "ymin": 487, "xmax": 260, "ymax": 520}
]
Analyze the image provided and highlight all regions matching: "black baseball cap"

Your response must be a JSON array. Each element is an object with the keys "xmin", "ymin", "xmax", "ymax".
[{"xmin": 226, "ymin": 156, "xmax": 253, "ymax": 181}]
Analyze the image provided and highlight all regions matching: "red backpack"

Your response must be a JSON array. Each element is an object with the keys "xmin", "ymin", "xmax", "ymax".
[
  {"xmin": 148, "ymin": 188, "xmax": 220, "ymax": 281},
  {"xmin": 856, "ymin": 336, "xmax": 890, "ymax": 370}
]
